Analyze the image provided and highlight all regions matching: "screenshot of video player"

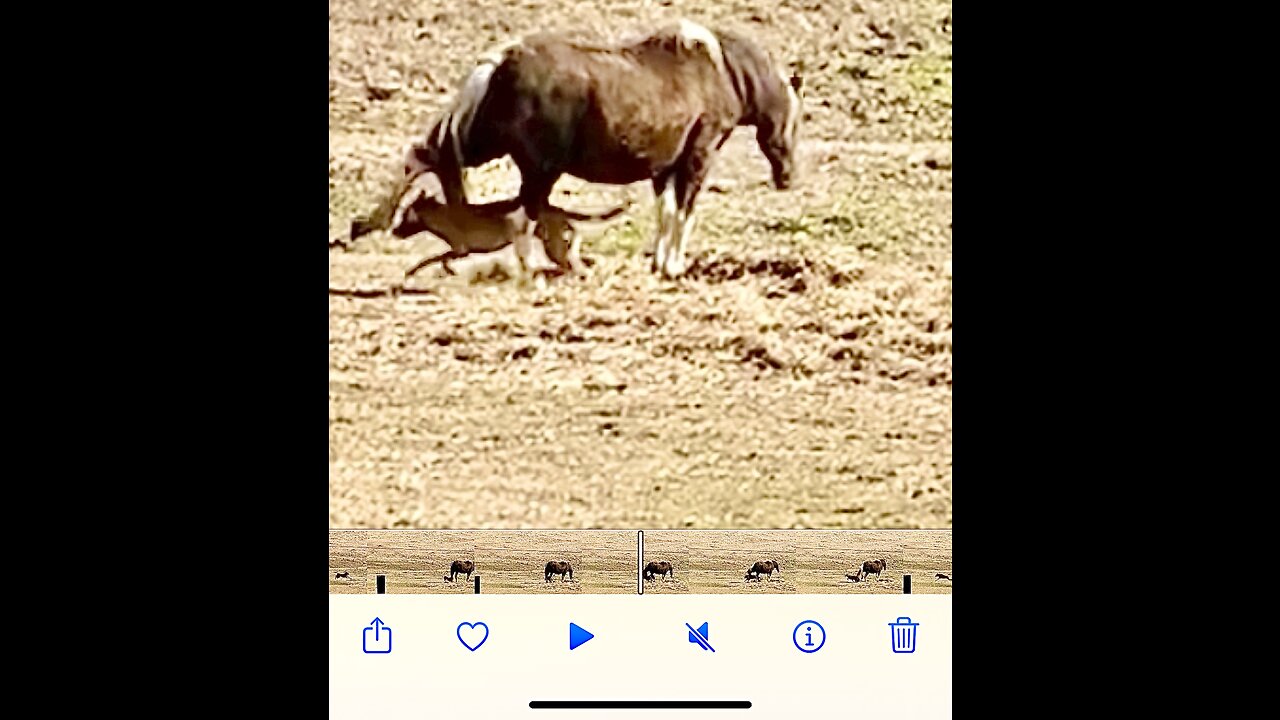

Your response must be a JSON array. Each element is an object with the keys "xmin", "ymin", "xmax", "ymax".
[{"xmin": 330, "ymin": 1, "xmax": 951, "ymax": 716}]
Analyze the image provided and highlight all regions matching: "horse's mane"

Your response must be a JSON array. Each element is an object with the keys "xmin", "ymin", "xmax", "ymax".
[{"xmin": 710, "ymin": 28, "xmax": 785, "ymax": 125}]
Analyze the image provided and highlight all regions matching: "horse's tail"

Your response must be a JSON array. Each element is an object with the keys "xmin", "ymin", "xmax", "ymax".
[{"xmin": 437, "ymin": 40, "xmax": 520, "ymax": 199}]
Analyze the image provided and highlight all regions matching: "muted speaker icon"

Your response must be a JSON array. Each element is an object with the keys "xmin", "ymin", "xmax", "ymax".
[{"xmin": 686, "ymin": 622, "xmax": 714, "ymax": 652}]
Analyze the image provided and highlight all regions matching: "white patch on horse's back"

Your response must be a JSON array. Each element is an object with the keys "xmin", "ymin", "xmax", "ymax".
[{"xmin": 675, "ymin": 19, "xmax": 726, "ymax": 76}]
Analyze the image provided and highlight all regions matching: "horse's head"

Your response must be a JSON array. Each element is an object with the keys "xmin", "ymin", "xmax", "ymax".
[
  {"xmin": 757, "ymin": 73, "xmax": 803, "ymax": 190},
  {"xmin": 717, "ymin": 31, "xmax": 803, "ymax": 190}
]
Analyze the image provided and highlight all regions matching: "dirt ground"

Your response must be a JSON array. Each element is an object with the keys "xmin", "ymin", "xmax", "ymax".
[{"xmin": 329, "ymin": 0, "xmax": 952, "ymax": 529}]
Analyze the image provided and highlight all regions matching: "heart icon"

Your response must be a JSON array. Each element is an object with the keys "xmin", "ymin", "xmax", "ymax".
[{"xmin": 457, "ymin": 621, "xmax": 489, "ymax": 651}]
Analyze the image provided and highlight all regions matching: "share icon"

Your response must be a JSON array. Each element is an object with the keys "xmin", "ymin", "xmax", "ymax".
[{"xmin": 686, "ymin": 622, "xmax": 715, "ymax": 652}]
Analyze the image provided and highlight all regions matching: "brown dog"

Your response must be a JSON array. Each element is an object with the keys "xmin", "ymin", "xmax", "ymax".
[{"xmin": 351, "ymin": 173, "xmax": 628, "ymax": 279}]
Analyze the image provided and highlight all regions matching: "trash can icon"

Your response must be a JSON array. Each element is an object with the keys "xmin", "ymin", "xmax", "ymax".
[{"xmin": 888, "ymin": 617, "xmax": 918, "ymax": 653}]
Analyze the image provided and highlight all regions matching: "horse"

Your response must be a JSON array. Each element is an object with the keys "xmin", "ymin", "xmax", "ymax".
[
  {"xmin": 861, "ymin": 559, "xmax": 888, "ymax": 581},
  {"xmin": 393, "ymin": 20, "xmax": 802, "ymax": 278},
  {"xmin": 644, "ymin": 560, "xmax": 675, "ymax": 581},
  {"xmin": 745, "ymin": 559, "xmax": 782, "ymax": 581},
  {"xmin": 448, "ymin": 560, "xmax": 475, "ymax": 583},
  {"xmin": 545, "ymin": 560, "xmax": 574, "ymax": 583}
]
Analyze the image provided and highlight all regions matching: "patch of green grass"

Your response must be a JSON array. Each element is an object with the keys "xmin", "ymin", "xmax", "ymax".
[
  {"xmin": 898, "ymin": 52, "xmax": 952, "ymax": 102},
  {"xmin": 764, "ymin": 216, "xmax": 816, "ymax": 235},
  {"xmin": 592, "ymin": 220, "xmax": 649, "ymax": 257}
]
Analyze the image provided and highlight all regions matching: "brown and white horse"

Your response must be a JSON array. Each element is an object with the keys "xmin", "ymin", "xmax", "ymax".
[{"xmin": 397, "ymin": 20, "xmax": 802, "ymax": 278}]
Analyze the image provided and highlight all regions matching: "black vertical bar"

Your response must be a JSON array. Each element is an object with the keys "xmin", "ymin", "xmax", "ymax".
[
  {"xmin": 377, "ymin": 575, "xmax": 386, "ymax": 594},
  {"xmin": 903, "ymin": 574, "xmax": 911, "ymax": 594},
  {"xmin": 474, "ymin": 575, "xmax": 481, "ymax": 594}
]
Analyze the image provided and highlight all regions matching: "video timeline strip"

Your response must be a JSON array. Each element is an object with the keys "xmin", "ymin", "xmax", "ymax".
[{"xmin": 330, "ymin": 529, "xmax": 951, "ymax": 595}]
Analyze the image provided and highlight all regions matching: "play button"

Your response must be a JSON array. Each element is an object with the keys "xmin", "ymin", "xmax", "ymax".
[{"xmin": 569, "ymin": 623, "xmax": 595, "ymax": 650}]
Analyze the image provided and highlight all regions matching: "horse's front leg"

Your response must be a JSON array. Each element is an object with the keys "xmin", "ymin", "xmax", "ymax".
[
  {"xmin": 666, "ymin": 137, "xmax": 723, "ymax": 278},
  {"xmin": 651, "ymin": 175, "xmax": 677, "ymax": 276},
  {"xmin": 668, "ymin": 212, "xmax": 699, "ymax": 278}
]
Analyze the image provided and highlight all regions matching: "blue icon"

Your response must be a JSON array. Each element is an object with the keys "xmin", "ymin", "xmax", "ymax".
[
  {"xmin": 457, "ymin": 621, "xmax": 489, "ymax": 652},
  {"xmin": 569, "ymin": 623, "xmax": 595, "ymax": 650},
  {"xmin": 686, "ymin": 622, "xmax": 715, "ymax": 652},
  {"xmin": 889, "ymin": 617, "xmax": 918, "ymax": 653},
  {"xmin": 363, "ymin": 617, "xmax": 391, "ymax": 654},
  {"xmin": 793, "ymin": 620, "xmax": 826, "ymax": 653}
]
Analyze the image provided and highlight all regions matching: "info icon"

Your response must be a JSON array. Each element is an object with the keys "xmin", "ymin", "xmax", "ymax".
[{"xmin": 793, "ymin": 620, "xmax": 826, "ymax": 653}]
